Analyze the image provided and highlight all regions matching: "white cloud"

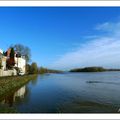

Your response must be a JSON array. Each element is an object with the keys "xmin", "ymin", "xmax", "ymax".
[
  {"xmin": 95, "ymin": 22, "xmax": 113, "ymax": 31},
  {"xmin": 95, "ymin": 21, "xmax": 120, "ymax": 35},
  {"xmin": 50, "ymin": 21, "xmax": 120, "ymax": 70}
]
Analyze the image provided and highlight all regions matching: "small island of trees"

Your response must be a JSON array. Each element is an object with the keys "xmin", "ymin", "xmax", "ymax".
[{"xmin": 70, "ymin": 67, "xmax": 120, "ymax": 72}]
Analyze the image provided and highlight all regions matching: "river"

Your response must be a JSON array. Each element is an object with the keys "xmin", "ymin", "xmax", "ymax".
[{"xmin": 1, "ymin": 72, "xmax": 120, "ymax": 113}]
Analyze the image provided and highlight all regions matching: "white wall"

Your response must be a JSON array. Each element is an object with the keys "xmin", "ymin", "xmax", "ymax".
[
  {"xmin": 1, "ymin": 57, "xmax": 6, "ymax": 70},
  {"xmin": 15, "ymin": 57, "xmax": 26, "ymax": 74},
  {"xmin": 0, "ymin": 49, "xmax": 3, "ymax": 54},
  {"xmin": 0, "ymin": 56, "xmax": 6, "ymax": 70},
  {"xmin": 0, "ymin": 69, "xmax": 17, "ymax": 77}
]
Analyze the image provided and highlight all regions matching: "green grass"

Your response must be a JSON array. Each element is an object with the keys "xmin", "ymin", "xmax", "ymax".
[
  {"xmin": 0, "ymin": 105, "xmax": 17, "ymax": 113},
  {"xmin": 0, "ymin": 75, "xmax": 37, "ymax": 100}
]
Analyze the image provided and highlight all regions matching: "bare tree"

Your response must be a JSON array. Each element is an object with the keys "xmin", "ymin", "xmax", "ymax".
[{"xmin": 12, "ymin": 44, "xmax": 31, "ymax": 63}]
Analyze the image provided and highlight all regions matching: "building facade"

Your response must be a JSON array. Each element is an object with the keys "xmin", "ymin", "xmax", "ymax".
[
  {"xmin": 0, "ymin": 48, "xmax": 26, "ymax": 76},
  {"xmin": 15, "ymin": 56, "xmax": 26, "ymax": 74},
  {"xmin": 0, "ymin": 49, "xmax": 3, "ymax": 54},
  {"xmin": 0, "ymin": 49, "xmax": 6, "ymax": 70}
]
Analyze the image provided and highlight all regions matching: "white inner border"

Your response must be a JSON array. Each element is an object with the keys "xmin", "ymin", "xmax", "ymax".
[
  {"xmin": 0, "ymin": 1, "xmax": 120, "ymax": 119},
  {"xmin": 0, "ymin": 1, "xmax": 120, "ymax": 6}
]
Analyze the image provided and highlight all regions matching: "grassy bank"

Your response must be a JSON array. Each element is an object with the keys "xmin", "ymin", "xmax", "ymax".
[
  {"xmin": 0, "ymin": 74, "xmax": 37, "ymax": 113},
  {"xmin": 0, "ymin": 74, "xmax": 37, "ymax": 99}
]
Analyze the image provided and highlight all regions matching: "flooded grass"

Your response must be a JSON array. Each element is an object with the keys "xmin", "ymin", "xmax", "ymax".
[
  {"xmin": 58, "ymin": 100, "xmax": 118, "ymax": 113},
  {"xmin": 86, "ymin": 81, "xmax": 102, "ymax": 83},
  {"xmin": 86, "ymin": 80, "xmax": 120, "ymax": 85}
]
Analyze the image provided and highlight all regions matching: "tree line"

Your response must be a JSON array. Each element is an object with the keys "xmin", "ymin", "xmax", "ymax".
[
  {"xmin": 70, "ymin": 67, "xmax": 120, "ymax": 72},
  {"xmin": 26, "ymin": 63, "xmax": 63, "ymax": 74}
]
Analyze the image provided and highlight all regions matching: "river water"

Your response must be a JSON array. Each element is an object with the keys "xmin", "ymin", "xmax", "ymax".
[{"xmin": 1, "ymin": 72, "xmax": 120, "ymax": 113}]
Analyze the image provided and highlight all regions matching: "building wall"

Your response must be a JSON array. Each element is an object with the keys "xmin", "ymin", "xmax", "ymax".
[
  {"xmin": 0, "ymin": 49, "xmax": 3, "ymax": 54},
  {"xmin": 0, "ymin": 56, "xmax": 6, "ymax": 70},
  {"xmin": 0, "ymin": 48, "xmax": 26, "ymax": 76},
  {"xmin": 1, "ymin": 57, "xmax": 6, "ymax": 70},
  {"xmin": 0, "ymin": 69, "xmax": 17, "ymax": 77},
  {"xmin": 15, "ymin": 57, "xmax": 26, "ymax": 74}
]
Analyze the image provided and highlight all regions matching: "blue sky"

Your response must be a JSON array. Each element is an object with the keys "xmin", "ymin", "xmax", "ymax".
[{"xmin": 1, "ymin": 7, "xmax": 120, "ymax": 70}]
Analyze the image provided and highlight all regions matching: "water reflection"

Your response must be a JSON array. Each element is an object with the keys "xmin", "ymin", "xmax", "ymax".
[
  {"xmin": 1, "ymin": 85, "xmax": 26, "ymax": 107},
  {"xmin": 14, "ymin": 85, "xmax": 26, "ymax": 99},
  {"xmin": 31, "ymin": 75, "xmax": 39, "ymax": 85},
  {"xmin": 1, "ymin": 72, "xmax": 120, "ymax": 113}
]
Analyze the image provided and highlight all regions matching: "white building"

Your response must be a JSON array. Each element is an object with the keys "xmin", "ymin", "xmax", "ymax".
[
  {"xmin": 0, "ymin": 48, "xmax": 26, "ymax": 76},
  {"xmin": 1, "ymin": 57, "xmax": 7, "ymax": 70},
  {"xmin": 15, "ymin": 56, "xmax": 26, "ymax": 74},
  {"xmin": 0, "ymin": 49, "xmax": 3, "ymax": 54},
  {"xmin": 0, "ymin": 49, "xmax": 6, "ymax": 70}
]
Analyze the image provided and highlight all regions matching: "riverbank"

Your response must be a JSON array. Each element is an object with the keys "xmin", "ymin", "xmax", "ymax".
[
  {"xmin": 0, "ymin": 74, "xmax": 37, "ymax": 99},
  {"xmin": 0, "ymin": 74, "xmax": 37, "ymax": 113}
]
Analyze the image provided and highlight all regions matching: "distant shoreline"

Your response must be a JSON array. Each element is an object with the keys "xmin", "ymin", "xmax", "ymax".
[{"xmin": 69, "ymin": 67, "xmax": 120, "ymax": 72}]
